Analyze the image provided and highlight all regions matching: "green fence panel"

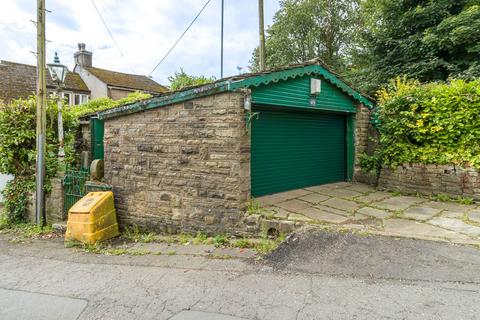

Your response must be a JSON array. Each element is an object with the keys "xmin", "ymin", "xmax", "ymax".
[{"xmin": 63, "ymin": 165, "xmax": 90, "ymax": 216}]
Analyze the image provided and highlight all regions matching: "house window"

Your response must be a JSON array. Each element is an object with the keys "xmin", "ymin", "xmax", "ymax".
[
  {"xmin": 73, "ymin": 94, "xmax": 90, "ymax": 105},
  {"xmin": 62, "ymin": 92, "xmax": 72, "ymax": 105}
]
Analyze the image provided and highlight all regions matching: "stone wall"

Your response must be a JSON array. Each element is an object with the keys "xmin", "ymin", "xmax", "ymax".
[
  {"xmin": 26, "ymin": 177, "xmax": 65, "ymax": 223},
  {"xmin": 379, "ymin": 164, "xmax": 480, "ymax": 200},
  {"xmin": 103, "ymin": 92, "xmax": 253, "ymax": 235},
  {"xmin": 353, "ymin": 104, "xmax": 377, "ymax": 184},
  {"xmin": 75, "ymin": 120, "xmax": 91, "ymax": 163},
  {"xmin": 108, "ymin": 87, "xmax": 132, "ymax": 100}
]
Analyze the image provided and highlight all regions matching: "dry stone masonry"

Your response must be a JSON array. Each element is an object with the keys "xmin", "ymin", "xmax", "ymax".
[
  {"xmin": 103, "ymin": 92, "xmax": 252, "ymax": 235},
  {"xmin": 354, "ymin": 104, "xmax": 376, "ymax": 184},
  {"xmin": 379, "ymin": 164, "xmax": 480, "ymax": 200}
]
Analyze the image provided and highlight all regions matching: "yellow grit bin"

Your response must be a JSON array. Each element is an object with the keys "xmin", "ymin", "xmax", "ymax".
[{"xmin": 65, "ymin": 191, "xmax": 120, "ymax": 244}]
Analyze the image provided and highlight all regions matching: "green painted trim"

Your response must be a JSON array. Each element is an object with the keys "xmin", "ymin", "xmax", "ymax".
[
  {"xmin": 98, "ymin": 81, "xmax": 231, "ymax": 120},
  {"xmin": 346, "ymin": 114, "xmax": 355, "ymax": 180},
  {"xmin": 231, "ymin": 65, "xmax": 374, "ymax": 109},
  {"xmin": 97, "ymin": 62, "xmax": 373, "ymax": 120}
]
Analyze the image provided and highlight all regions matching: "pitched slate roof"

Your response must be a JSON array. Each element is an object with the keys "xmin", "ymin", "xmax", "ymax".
[
  {"xmin": 97, "ymin": 58, "xmax": 374, "ymax": 120},
  {"xmin": 0, "ymin": 60, "xmax": 90, "ymax": 102},
  {"xmin": 84, "ymin": 66, "xmax": 167, "ymax": 93}
]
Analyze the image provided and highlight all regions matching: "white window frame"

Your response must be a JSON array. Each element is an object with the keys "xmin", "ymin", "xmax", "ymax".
[{"xmin": 61, "ymin": 92, "xmax": 73, "ymax": 106}]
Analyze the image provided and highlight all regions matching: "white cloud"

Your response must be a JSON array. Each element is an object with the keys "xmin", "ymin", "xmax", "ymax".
[{"xmin": 0, "ymin": 0, "xmax": 280, "ymax": 85}]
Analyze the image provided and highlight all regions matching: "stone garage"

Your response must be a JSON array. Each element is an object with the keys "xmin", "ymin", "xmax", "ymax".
[{"xmin": 84, "ymin": 59, "xmax": 374, "ymax": 235}]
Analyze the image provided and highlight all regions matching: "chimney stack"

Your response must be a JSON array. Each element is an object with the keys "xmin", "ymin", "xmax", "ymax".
[{"xmin": 74, "ymin": 43, "xmax": 92, "ymax": 68}]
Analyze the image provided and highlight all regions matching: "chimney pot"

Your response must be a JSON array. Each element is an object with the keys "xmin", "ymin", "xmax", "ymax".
[{"xmin": 74, "ymin": 43, "xmax": 92, "ymax": 67}]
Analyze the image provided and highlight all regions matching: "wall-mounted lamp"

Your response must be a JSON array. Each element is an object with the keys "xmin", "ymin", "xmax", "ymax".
[{"xmin": 244, "ymin": 94, "xmax": 252, "ymax": 111}]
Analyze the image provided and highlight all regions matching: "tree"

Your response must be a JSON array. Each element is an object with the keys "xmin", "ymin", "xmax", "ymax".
[
  {"xmin": 347, "ymin": 0, "xmax": 480, "ymax": 94},
  {"xmin": 168, "ymin": 69, "xmax": 215, "ymax": 91},
  {"xmin": 250, "ymin": 0, "xmax": 360, "ymax": 72}
]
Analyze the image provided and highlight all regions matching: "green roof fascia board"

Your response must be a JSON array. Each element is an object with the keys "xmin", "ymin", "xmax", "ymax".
[
  {"xmin": 230, "ymin": 64, "xmax": 374, "ymax": 109},
  {"xmin": 97, "ymin": 80, "xmax": 232, "ymax": 120},
  {"xmin": 97, "ymin": 63, "xmax": 373, "ymax": 120}
]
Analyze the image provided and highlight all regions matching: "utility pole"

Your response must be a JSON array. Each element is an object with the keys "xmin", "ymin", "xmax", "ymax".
[
  {"xmin": 258, "ymin": 0, "xmax": 266, "ymax": 71},
  {"xmin": 220, "ymin": 0, "xmax": 224, "ymax": 78},
  {"xmin": 36, "ymin": 0, "xmax": 47, "ymax": 226}
]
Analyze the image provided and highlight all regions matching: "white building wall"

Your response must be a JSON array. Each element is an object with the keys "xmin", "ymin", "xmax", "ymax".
[
  {"xmin": 74, "ymin": 65, "xmax": 108, "ymax": 99},
  {"xmin": 0, "ymin": 174, "xmax": 12, "ymax": 203}
]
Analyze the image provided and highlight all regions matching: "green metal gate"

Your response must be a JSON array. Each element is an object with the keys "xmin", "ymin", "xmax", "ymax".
[
  {"xmin": 63, "ymin": 165, "xmax": 90, "ymax": 216},
  {"xmin": 251, "ymin": 107, "xmax": 347, "ymax": 197}
]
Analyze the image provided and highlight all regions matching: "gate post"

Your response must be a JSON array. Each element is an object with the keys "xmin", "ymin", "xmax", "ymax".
[{"xmin": 46, "ymin": 177, "xmax": 65, "ymax": 222}]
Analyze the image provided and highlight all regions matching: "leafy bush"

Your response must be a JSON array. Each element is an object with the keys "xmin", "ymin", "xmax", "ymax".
[
  {"xmin": 358, "ymin": 150, "xmax": 383, "ymax": 175},
  {"xmin": 2, "ymin": 178, "xmax": 34, "ymax": 225},
  {"xmin": 66, "ymin": 91, "xmax": 151, "ymax": 119},
  {"xmin": 168, "ymin": 68, "xmax": 215, "ymax": 91},
  {"xmin": 0, "ymin": 92, "xmax": 151, "ymax": 223},
  {"xmin": 375, "ymin": 77, "xmax": 480, "ymax": 168}
]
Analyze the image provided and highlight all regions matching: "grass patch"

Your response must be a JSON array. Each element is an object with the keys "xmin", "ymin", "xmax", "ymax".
[
  {"xmin": 0, "ymin": 223, "xmax": 54, "ymax": 239},
  {"xmin": 128, "ymin": 249, "xmax": 151, "ymax": 256},
  {"xmin": 254, "ymin": 232, "xmax": 286, "ymax": 255},
  {"xmin": 7, "ymin": 238, "xmax": 25, "ymax": 244},
  {"xmin": 389, "ymin": 191, "xmax": 476, "ymax": 206},
  {"xmin": 123, "ymin": 225, "xmax": 156, "ymax": 243},
  {"xmin": 247, "ymin": 198, "xmax": 263, "ymax": 215},
  {"xmin": 65, "ymin": 240, "xmax": 152, "ymax": 256},
  {"xmin": 103, "ymin": 248, "xmax": 129, "ymax": 256},
  {"xmin": 233, "ymin": 238, "xmax": 255, "ymax": 249},
  {"xmin": 456, "ymin": 196, "xmax": 474, "ymax": 205},
  {"xmin": 82, "ymin": 242, "xmax": 103, "ymax": 254},
  {"xmin": 191, "ymin": 232, "xmax": 208, "ymax": 245},
  {"xmin": 213, "ymin": 234, "xmax": 229, "ymax": 247},
  {"xmin": 178, "ymin": 233, "xmax": 194, "ymax": 245}
]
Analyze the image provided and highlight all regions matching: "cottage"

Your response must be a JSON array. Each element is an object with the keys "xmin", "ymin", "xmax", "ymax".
[
  {"xmin": 83, "ymin": 59, "xmax": 374, "ymax": 235},
  {"xmin": 73, "ymin": 43, "xmax": 167, "ymax": 99},
  {"xmin": 0, "ymin": 60, "xmax": 90, "ymax": 105}
]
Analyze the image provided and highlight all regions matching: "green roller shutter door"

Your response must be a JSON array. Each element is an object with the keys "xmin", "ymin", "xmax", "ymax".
[{"xmin": 251, "ymin": 107, "xmax": 346, "ymax": 197}]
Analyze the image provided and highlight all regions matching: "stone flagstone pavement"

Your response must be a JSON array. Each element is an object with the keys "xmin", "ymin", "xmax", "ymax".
[{"xmin": 256, "ymin": 182, "xmax": 480, "ymax": 246}]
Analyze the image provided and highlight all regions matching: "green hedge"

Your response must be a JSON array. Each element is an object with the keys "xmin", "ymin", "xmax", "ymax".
[
  {"xmin": 0, "ymin": 91, "xmax": 151, "ymax": 224},
  {"xmin": 372, "ymin": 77, "xmax": 480, "ymax": 169}
]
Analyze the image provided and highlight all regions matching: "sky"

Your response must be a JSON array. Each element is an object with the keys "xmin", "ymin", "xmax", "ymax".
[{"xmin": 0, "ymin": 0, "xmax": 281, "ymax": 85}]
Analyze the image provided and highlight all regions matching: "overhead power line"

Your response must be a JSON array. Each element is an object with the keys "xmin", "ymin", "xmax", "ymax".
[
  {"xmin": 90, "ymin": 0, "xmax": 135, "ymax": 73},
  {"xmin": 149, "ymin": 0, "xmax": 212, "ymax": 77}
]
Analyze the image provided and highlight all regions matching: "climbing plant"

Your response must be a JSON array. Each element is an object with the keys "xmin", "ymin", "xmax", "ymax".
[{"xmin": 0, "ymin": 92, "xmax": 151, "ymax": 224}]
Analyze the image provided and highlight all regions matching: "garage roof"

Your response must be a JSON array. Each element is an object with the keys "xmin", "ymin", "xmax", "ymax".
[{"xmin": 97, "ymin": 59, "xmax": 374, "ymax": 120}]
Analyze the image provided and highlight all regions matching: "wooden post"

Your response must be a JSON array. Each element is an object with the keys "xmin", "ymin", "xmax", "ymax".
[
  {"xmin": 258, "ymin": 0, "xmax": 266, "ymax": 71},
  {"xmin": 220, "ymin": 0, "xmax": 224, "ymax": 78},
  {"xmin": 36, "ymin": 0, "xmax": 47, "ymax": 225}
]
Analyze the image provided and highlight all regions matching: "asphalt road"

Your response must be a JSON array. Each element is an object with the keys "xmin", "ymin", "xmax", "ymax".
[{"xmin": 1, "ymin": 230, "xmax": 480, "ymax": 320}]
